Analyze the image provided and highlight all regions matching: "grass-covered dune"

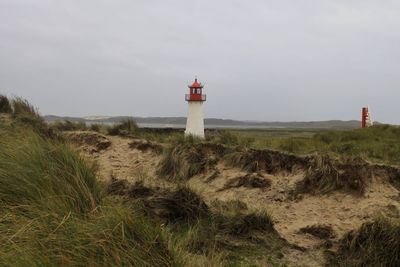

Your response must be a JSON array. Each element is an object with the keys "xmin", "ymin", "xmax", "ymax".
[
  {"xmin": 0, "ymin": 95, "xmax": 285, "ymax": 266},
  {"xmin": 0, "ymin": 125, "xmax": 182, "ymax": 266},
  {"xmin": 2, "ymin": 94, "xmax": 400, "ymax": 266}
]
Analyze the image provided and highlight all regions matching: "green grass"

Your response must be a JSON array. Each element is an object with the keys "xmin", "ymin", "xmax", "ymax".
[
  {"xmin": 230, "ymin": 125, "xmax": 400, "ymax": 166},
  {"xmin": 0, "ymin": 126, "xmax": 184, "ymax": 266}
]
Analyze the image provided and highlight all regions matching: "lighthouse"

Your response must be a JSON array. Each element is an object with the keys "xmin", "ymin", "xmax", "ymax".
[
  {"xmin": 185, "ymin": 78, "xmax": 206, "ymax": 138},
  {"xmin": 361, "ymin": 106, "xmax": 373, "ymax": 128}
]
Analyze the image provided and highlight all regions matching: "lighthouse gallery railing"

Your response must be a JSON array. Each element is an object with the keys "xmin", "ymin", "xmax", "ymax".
[{"xmin": 185, "ymin": 94, "xmax": 207, "ymax": 101}]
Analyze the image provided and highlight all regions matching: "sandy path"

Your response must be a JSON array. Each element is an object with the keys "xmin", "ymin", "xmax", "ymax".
[{"xmin": 91, "ymin": 135, "xmax": 160, "ymax": 182}]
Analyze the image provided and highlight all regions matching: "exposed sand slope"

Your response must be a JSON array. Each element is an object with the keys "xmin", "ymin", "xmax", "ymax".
[
  {"xmin": 72, "ymin": 132, "xmax": 400, "ymax": 267},
  {"xmin": 192, "ymin": 166, "xmax": 399, "ymax": 266}
]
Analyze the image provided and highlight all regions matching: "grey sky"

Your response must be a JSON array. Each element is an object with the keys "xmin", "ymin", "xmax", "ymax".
[{"xmin": 0, "ymin": 0, "xmax": 399, "ymax": 123}]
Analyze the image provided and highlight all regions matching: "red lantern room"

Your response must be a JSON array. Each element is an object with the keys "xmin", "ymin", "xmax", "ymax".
[{"xmin": 185, "ymin": 78, "xmax": 206, "ymax": 102}]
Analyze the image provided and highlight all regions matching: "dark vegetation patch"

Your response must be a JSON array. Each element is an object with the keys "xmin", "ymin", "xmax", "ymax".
[
  {"xmin": 327, "ymin": 218, "xmax": 400, "ymax": 267},
  {"xmin": 107, "ymin": 119, "xmax": 139, "ymax": 136},
  {"xmin": 128, "ymin": 180, "xmax": 155, "ymax": 198},
  {"xmin": 147, "ymin": 186, "xmax": 211, "ymax": 225},
  {"xmin": 129, "ymin": 140, "xmax": 163, "ymax": 153},
  {"xmin": 214, "ymin": 212, "xmax": 274, "ymax": 236},
  {"xmin": 224, "ymin": 148, "xmax": 308, "ymax": 174},
  {"xmin": 157, "ymin": 141, "xmax": 227, "ymax": 180},
  {"xmin": 218, "ymin": 173, "xmax": 272, "ymax": 192},
  {"xmin": 299, "ymin": 224, "xmax": 336, "ymax": 239},
  {"xmin": 109, "ymin": 183, "xmax": 276, "ymax": 239},
  {"xmin": 211, "ymin": 199, "xmax": 275, "ymax": 237},
  {"xmin": 107, "ymin": 176, "xmax": 129, "ymax": 195},
  {"xmin": 0, "ymin": 95, "xmax": 12, "ymax": 113},
  {"xmin": 107, "ymin": 176, "xmax": 155, "ymax": 198},
  {"xmin": 295, "ymin": 155, "xmax": 370, "ymax": 196},
  {"xmin": 65, "ymin": 131, "xmax": 111, "ymax": 153}
]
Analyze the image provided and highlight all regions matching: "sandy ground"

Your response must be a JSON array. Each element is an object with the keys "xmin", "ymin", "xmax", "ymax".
[{"xmin": 74, "ymin": 132, "xmax": 400, "ymax": 267}]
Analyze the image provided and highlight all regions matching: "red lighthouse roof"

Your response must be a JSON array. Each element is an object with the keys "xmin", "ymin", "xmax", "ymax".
[{"xmin": 189, "ymin": 78, "xmax": 203, "ymax": 89}]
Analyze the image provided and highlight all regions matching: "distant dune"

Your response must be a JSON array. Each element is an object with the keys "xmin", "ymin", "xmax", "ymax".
[{"xmin": 44, "ymin": 115, "xmax": 361, "ymax": 129}]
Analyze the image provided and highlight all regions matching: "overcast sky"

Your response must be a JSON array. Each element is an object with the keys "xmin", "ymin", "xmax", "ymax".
[{"xmin": 0, "ymin": 0, "xmax": 399, "ymax": 123}]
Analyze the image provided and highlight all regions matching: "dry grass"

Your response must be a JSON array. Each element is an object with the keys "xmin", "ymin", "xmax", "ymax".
[
  {"xmin": 295, "ymin": 155, "xmax": 370, "ymax": 196},
  {"xmin": 0, "ymin": 126, "xmax": 183, "ymax": 266},
  {"xmin": 0, "ymin": 95, "xmax": 12, "ymax": 113},
  {"xmin": 106, "ymin": 181, "xmax": 283, "ymax": 265},
  {"xmin": 224, "ymin": 148, "xmax": 307, "ymax": 174},
  {"xmin": 327, "ymin": 217, "xmax": 400, "ymax": 267},
  {"xmin": 148, "ymin": 186, "xmax": 211, "ymax": 225},
  {"xmin": 211, "ymin": 200, "xmax": 274, "ymax": 237},
  {"xmin": 158, "ymin": 142, "xmax": 225, "ymax": 180}
]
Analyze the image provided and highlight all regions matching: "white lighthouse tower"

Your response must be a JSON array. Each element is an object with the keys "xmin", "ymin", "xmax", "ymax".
[{"xmin": 185, "ymin": 77, "xmax": 206, "ymax": 138}]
